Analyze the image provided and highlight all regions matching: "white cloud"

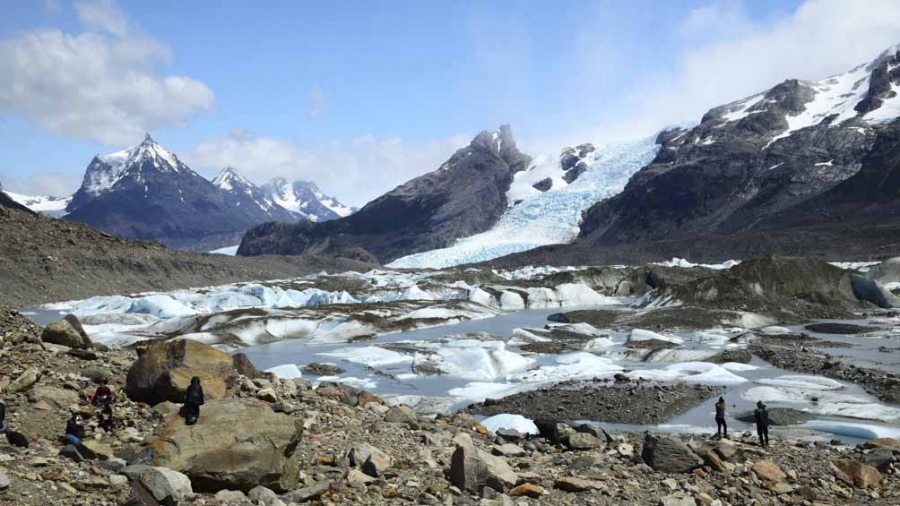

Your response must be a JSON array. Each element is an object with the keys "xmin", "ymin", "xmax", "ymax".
[
  {"xmin": 184, "ymin": 128, "xmax": 470, "ymax": 207},
  {"xmin": 599, "ymin": 0, "xmax": 900, "ymax": 138},
  {"xmin": 0, "ymin": 0, "xmax": 214, "ymax": 145},
  {"xmin": 0, "ymin": 169, "xmax": 81, "ymax": 197},
  {"xmin": 308, "ymin": 85, "xmax": 326, "ymax": 118}
]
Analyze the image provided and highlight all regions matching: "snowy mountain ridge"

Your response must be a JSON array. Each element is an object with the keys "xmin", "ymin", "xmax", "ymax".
[
  {"xmin": 82, "ymin": 134, "xmax": 193, "ymax": 199},
  {"xmin": 2, "ymin": 190, "xmax": 71, "ymax": 217},
  {"xmin": 388, "ymin": 136, "xmax": 658, "ymax": 269},
  {"xmin": 262, "ymin": 177, "xmax": 355, "ymax": 222}
]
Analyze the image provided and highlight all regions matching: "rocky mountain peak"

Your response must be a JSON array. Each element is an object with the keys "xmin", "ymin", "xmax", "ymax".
[{"xmin": 212, "ymin": 167, "xmax": 252, "ymax": 191}]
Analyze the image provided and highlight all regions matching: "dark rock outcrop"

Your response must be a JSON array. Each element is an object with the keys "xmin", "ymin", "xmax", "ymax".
[{"xmin": 238, "ymin": 125, "xmax": 531, "ymax": 263}]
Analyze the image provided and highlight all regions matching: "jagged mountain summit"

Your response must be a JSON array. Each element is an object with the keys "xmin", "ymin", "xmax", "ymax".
[
  {"xmin": 238, "ymin": 125, "xmax": 532, "ymax": 263},
  {"xmin": 575, "ymin": 43, "xmax": 900, "ymax": 258},
  {"xmin": 212, "ymin": 167, "xmax": 298, "ymax": 224},
  {"xmin": 262, "ymin": 178, "xmax": 354, "ymax": 222},
  {"xmin": 64, "ymin": 135, "xmax": 278, "ymax": 251}
]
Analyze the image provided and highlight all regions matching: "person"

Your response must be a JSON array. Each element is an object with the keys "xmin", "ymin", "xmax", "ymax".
[
  {"xmin": 91, "ymin": 378, "xmax": 113, "ymax": 407},
  {"xmin": 754, "ymin": 400, "xmax": 770, "ymax": 448},
  {"xmin": 98, "ymin": 403, "xmax": 114, "ymax": 432},
  {"xmin": 65, "ymin": 413, "xmax": 85, "ymax": 445},
  {"xmin": 714, "ymin": 396, "xmax": 728, "ymax": 438},
  {"xmin": 183, "ymin": 377, "xmax": 204, "ymax": 426},
  {"xmin": 0, "ymin": 399, "xmax": 7, "ymax": 434}
]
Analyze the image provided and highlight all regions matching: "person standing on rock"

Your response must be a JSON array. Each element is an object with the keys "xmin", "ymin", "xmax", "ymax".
[
  {"xmin": 65, "ymin": 413, "xmax": 85, "ymax": 445},
  {"xmin": 183, "ymin": 376, "xmax": 204, "ymax": 426},
  {"xmin": 714, "ymin": 396, "xmax": 728, "ymax": 438},
  {"xmin": 754, "ymin": 401, "xmax": 770, "ymax": 448}
]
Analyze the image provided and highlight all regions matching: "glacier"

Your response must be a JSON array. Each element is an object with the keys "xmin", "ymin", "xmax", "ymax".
[{"xmin": 387, "ymin": 136, "xmax": 659, "ymax": 269}]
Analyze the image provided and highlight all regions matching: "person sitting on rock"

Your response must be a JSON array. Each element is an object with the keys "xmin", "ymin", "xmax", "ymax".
[
  {"xmin": 98, "ymin": 403, "xmax": 114, "ymax": 432},
  {"xmin": 183, "ymin": 376, "xmax": 204, "ymax": 426},
  {"xmin": 754, "ymin": 401, "xmax": 770, "ymax": 448},
  {"xmin": 65, "ymin": 413, "xmax": 85, "ymax": 445},
  {"xmin": 91, "ymin": 378, "xmax": 113, "ymax": 407},
  {"xmin": 714, "ymin": 396, "xmax": 728, "ymax": 438}
]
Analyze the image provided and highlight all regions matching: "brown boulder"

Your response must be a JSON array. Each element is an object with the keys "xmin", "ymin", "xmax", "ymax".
[
  {"xmin": 148, "ymin": 398, "xmax": 302, "ymax": 492},
  {"xmin": 41, "ymin": 315, "xmax": 92, "ymax": 349},
  {"xmin": 126, "ymin": 339, "xmax": 235, "ymax": 405},
  {"xmin": 751, "ymin": 460, "xmax": 786, "ymax": 483},
  {"xmin": 831, "ymin": 459, "xmax": 882, "ymax": 489}
]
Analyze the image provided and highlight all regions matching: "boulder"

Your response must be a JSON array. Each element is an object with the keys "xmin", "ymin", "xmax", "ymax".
[
  {"xmin": 7, "ymin": 367, "xmax": 41, "ymax": 394},
  {"xmin": 553, "ymin": 477, "xmax": 604, "ymax": 492},
  {"xmin": 148, "ymin": 398, "xmax": 302, "ymax": 492},
  {"xmin": 41, "ymin": 315, "xmax": 92, "ymax": 349},
  {"xmin": 77, "ymin": 440, "xmax": 115, "ymax": 461},
  {"xmin": 28, "ymin": 386, "xmax": 79, "ymax": 410},
  {"xmin": 347, "ymin": 443, "xmax": 390, "ymax": 468},
  {"xmin": 450, "ymin": 433, "xmax": 517, "ymax": 493},
  {"xmin": 58, "ymin": 444, "xmax": 84, "ymax": 463},
  {"xmin": 509, "ymin": 483, "xmax": 543, "ymax": 498},
  {"xmin": 832, "ymin": 459, "xmax": 882, "ymax": 489},
  {"xmin": 565, "ymin": 433, "xmax": 601, "ymax": 451},
  {"xmin": 126, "ymin": 338, "xmax": 235, "ymax": 405},
  {"xmin": 860, "ymin": 448, "xmax": 896, "ymax": 472},
  {"xmin": 362, "ymin": 454, "xmax": 390, "ymax": 478},
  {"xmin": 214, "ymin": 490, "xmax": 247, "ymax": 503},
  {"xmin": 248, "ymin": 485, "xmax": 280, "ymax": 504},
  {"xmin": 384, "ymin": 405, "xmax": 419, "ymax": 428},
  {"xmin": 232, "ymin": 353, "xmax": 264, "ymax": 379},
  {"xmin": 752, "ymin": 460, "xmax": 787, "ymax": 483},
  {"xmin": 659, "ymin": 496, "xmax": 696, "ymax": 506},
  {"xmin": 138, "ymin": 467, "xmax": 193, "ymax": 506},
  {"xmin": 641, "ymin": 434, "xmax": 703, "ymax": 473}
]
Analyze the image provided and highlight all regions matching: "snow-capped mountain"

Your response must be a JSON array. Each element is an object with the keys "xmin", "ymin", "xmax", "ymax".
[
  {"xmin": 2, "ymin": 190, "xmax": 71, "ymax": 217},
  {"xmin": 577, "ymin": 42, "xmax": 900, "ymax": 258},
  {"xmin": 212, "ymin": 167, "xmax": 298, "ymax": 224},
  {"xmin": 65, "ymin": 135, "xmax": 274, "ymax": 250},
  {"xmin": 262, "ymin": 178, "xmax": 354, "ymax": 222},
  {"xmin": 388, "ymin": 136, "xmax": 658, "ymax": 268},
  {"xmin": 239, "ymin": 125, "xmax": 532, "ymax": 262}
]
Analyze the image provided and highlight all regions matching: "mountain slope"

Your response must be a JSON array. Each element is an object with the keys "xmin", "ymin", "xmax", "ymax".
[
  {"xmin": 387, "ymin": 136, "xmax": 659, "ymax": 269},
  {"xmin": 579, "ymin": 43, "xmax": 900, "ymax": 248},
  {"xmin": 262, "ymin": 178, "xmax": 354, "ymax": 222},
  {"xmin": 65, "ymin": 135, "xmax": 261, "ymax": 250},
  {"xmin": 238, "ymin": 125, "xmax": 531, "ymax": 263},
  {"xmin": 212, "ymin": 167, "xmax": 298, "ymax": 224}
]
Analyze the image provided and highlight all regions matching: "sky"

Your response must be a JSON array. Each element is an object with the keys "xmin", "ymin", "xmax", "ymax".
[{"xmin": 1, "ymin": 0, "xmax": 899, "ymax": 206}]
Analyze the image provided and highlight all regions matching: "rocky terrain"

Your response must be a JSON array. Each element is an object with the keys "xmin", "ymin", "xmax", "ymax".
[
  {"xmin": 0, "ymin": 306, "xmax": 897, "ymax": 506},
  {"xmin": 0, "ymin": 204, "xmax": 374, "ymax": 307},
  {"xmin": 238, "ymin": 125, "xmax": 532, "ymax": 264}
]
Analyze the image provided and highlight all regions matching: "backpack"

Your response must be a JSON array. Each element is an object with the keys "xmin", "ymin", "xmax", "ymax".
[{"xmin": 6, "ymin": 430, "xmax": 29, "ymax": 448}]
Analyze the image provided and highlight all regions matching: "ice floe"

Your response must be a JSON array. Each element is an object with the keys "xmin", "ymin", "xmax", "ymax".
[{"xmin": 480, "ymin": 414, "xmax": 539, "ymax": 435}]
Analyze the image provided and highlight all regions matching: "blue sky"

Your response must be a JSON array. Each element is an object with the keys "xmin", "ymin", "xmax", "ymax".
[{"xmin": 1, "ymin": 0, "xmax": 898, "ymax": 205}]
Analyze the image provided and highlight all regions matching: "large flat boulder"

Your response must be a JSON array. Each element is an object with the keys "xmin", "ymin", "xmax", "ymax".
[
  {"xmin": 125, "ymin": 338, "xmax": 235, "ymax": 405},
  {"xmin": 41, "ymin": 315, "xmax": 92, "ymax": 349},
  {"xmin": 148, "ymin": 398, "xmax": 302, "ymax": 493},
  {"xmin": 641, "ymin": 433, "xmax": 703, "ymax": 473}
]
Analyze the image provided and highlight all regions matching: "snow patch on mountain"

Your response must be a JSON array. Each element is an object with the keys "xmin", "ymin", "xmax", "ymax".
[
  {"xmin": 387, "ymin": 136, "xmax": 658, "ymax": 269},
  {"xmin": 263, "ymin": 178, "xmax": 354, "ymax": 221}
]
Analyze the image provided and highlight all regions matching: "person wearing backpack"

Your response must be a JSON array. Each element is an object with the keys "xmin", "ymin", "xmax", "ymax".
[{"xmin": 183, "ymin": 377, "xmax": 204, "ymax": 426}]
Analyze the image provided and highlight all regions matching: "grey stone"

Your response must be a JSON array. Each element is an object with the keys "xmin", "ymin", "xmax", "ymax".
[
  {"xmin": 641, "ymin": 433, "xmax": 703, "ymax": 473},
  {"xmin": 139, "ymin": 466, "xmax": 193, "ymax": 506}
]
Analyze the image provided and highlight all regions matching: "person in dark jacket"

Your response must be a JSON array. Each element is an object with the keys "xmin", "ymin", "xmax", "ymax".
[
  {"xmin": 754, "ymin": 401, "xmax": 770, "ymax": 448},
  {"xmin": 98, "ymin": 403, "xmax": 114, "ymax": 432},
  {"xmin": 91, "ymin": 378, "xmax": 113, "ymax": 407},
  {"xmin": 183, "ymin": 377, "xmax": 204, "ymax": 426},
  {"xmin": 0, "ymin": 400, "xmax": 7, "ymax": 434},
  {"xmin": 65, "ymin": 414, "xmax": 85, "ymax": 445},
  {"xmin": 714, "ymin": 396, "xmax": 728, "ymax": 438}
]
